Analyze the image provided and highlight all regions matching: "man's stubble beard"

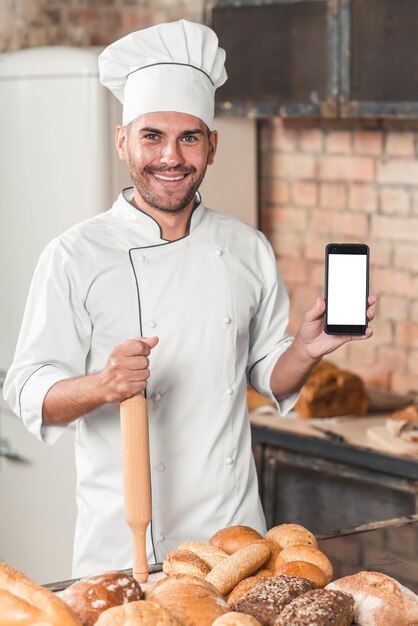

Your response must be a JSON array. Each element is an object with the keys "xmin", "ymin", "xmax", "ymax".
[{"xmin": 129, "ymin": 163, "xmax": 208, "ymax": 214}]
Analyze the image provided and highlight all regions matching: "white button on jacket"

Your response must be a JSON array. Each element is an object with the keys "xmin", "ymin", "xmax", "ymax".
[{"xmin": 3, "ymin": 189, "xmax": 297, "ymax": 578}]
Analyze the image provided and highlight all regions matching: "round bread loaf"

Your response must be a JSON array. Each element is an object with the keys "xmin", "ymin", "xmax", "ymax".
[
  {"xmin": 95, "ymin": 599, "xmax": 181, "ymax": 625},
  {"xmin": 279, "ymin": 545, "xmax": 333, "ymax": 584},
  {"xmin": 209, "ymin": 526, "xmax": 263, "ymax": 554},
  {"xmin": 227, "ymin": 569, "xmax": 274, "ymax": 605},
  {"xmin": 212, "ymin": 611, "xmax": 263, "ymax": 625},
  {"xmin": 274, "ymin": 588, "xmax": 354, "ymax": 626},
  {"xmin": 265, "ymin": 524, "xmax": 317, "ymax": 550},
  {"xmin": 0, "ymin": 562, "xmax": 82, "ymax": 626},
  {"xmin": 206, "ymin": 542, "xmax": 270, "ymax": 596},
  {"xmin": 163, "ymin": 549, "xmax": 211, "ymax": 578},
  {"xmin": 327, "ymin": 570, "xmax": 418, "ymax": 626},
  {"xmin": 275, "ymin": 561, "xmax": 328, "ymax": 588},
  {"xmin": 233, "ymin": 575, "xmax": 316, "ymax": 625},
  {"xmin": 148, "ymin": 573, "xmax": 229, "ymax": 626},
  {"xmin": 59, "ymin": 571, "xmax": 144, "ymax": 626},
  {"xmin": 177, "ymin": 541, "xmax": 228, "ymax": 568}
]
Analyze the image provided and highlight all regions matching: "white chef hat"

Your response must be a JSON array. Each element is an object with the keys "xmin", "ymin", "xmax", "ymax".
[{"xmin": 98, "ymin": 19, "xmax": 227, "ymax": 130}]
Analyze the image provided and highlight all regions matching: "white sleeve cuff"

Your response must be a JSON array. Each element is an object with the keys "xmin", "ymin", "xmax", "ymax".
[
  {"xmin": 19, "ymin": 364, "xmax": 72, "ymax": 445},
  {"xmin": 248, "ymin": 337, "xmax": 300, "ymax": 416}
]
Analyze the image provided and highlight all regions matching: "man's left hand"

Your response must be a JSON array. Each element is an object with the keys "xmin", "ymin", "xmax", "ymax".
[{"xmin": 295, "ymin": 294, "xmax": 377, "ymax": 361}]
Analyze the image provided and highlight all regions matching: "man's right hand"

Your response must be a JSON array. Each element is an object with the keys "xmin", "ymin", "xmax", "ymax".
[
  {"xmin": 99, "ymin": 336, "xmax": 159, "ymax": 403},
  {"xmin": 42, "ymin": 336, "xmax": 159, "ymax": 426}
]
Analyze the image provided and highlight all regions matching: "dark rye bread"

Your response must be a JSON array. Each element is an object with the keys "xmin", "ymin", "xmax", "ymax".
[
  {"xmin": 233, "ymin": 575, "xmax": 316, "ymax": 626},
  {"xmin": 274, "ymin": 589, "xmax": 354, "ymax": 626}
]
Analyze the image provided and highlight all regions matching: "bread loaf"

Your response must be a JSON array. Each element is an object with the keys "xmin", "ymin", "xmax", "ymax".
[
  {"xmin": 233, "ymin": 575, "xmax": 316, "ymax": 625},
  {"xmin": 274, "ymin": 588, "xmax": 354, "ymax": 626},
  {"xmin": 95, "ymin": 599, "xmax": 181, "ymax": 625},
  {"xmin": 59, "ymin": 571, "xmax": 144, "ymax": 626},
  {"xmin": 386, "ymin": 405, "xmax": 418, "ymax": 442},
  {"xmin": 163, "ymin": 549, "xmax": 211, "ymax": 578},
  {"xmin": 279, "ymin": 545, "xmax": 333, "ymax": 584},
  {"xmin": 148, "ymin": 573, "xmax": 229, "ymax": 626},
  {"xmin": 327, "ymin": 570, "xmax": 418, "ymax": 626},
  {"xmin": 177, "ymin": 541, "xmax": 228, "ymax": 568},
  {"xmin": 227, "ymin": 569, "xmax": 273, "ymax": 605},
  {"xmin": 213, "ymin": 611, "xmax": 263, "ymax": 625},
  {"xmin": 264, "ymin": 539, "xmax": 283, "ymax": 571},
  {"xmin": 206, "ymin": 542, "xmax": 270, "ymax": 596},
  {"xmin": 209, "ymin": 526, "xmax": 264, "ymax": 554},
  {"xmin": 295, "ymin": 360, "xmax": 368, "ymax": 418},
  {"xmin": 265, "ymin": 524, "xmax": 317, "ymax": 550},
  {"xmin": 0, "ymin": 561, "xmax": 82, "ymax": 626},
  {"xmin": 275, "ymin": 560, "xmax": 327, "ymax": 588}
]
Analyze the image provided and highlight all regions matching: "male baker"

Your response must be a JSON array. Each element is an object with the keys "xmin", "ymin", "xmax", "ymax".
[{"xmin": 4, "ymin": 20, "xmax": 375, "ymax": 577}]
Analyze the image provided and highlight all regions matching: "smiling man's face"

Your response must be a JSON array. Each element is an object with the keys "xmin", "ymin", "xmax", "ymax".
[{"xmin": 116, "ymin": 111, "xmax": 218, "ymax": 215}]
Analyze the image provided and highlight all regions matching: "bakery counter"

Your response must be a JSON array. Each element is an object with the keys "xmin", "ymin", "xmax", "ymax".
[
  {"xmin": 43, "ymin": 514, "xmax": 418, "ymax": 596},
  {"xmin": 317, "ymin": 514, "xmax": 418, "ymax": 594},
  {"xmin": 250, "ymin": 410, "xmax": 418, "ymax": 533}
]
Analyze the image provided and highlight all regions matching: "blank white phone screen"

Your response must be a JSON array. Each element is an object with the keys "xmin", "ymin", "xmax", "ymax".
[{"xmin": 328, "ymin": 254, "xmax": 367, "ymax": 325}]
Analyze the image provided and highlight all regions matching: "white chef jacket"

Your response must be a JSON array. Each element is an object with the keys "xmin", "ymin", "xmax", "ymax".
[{"xmin": 4, "ymin": 189, "xmax": 297, "ymax": 578}]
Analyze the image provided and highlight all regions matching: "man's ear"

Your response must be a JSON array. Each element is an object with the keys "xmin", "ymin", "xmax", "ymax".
[
  {"xmin": 207, "ymin": 129, "xmax": 218, "ymax": 165},
  {"xmin": 115, "ymin": 125, "xmax": 128, "ymax": 161}
]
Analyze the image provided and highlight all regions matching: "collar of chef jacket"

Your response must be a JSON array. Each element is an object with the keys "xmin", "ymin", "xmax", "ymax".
[{"xmin": 113, "ymin": 187, "xmax": 205, "ymax": 242}]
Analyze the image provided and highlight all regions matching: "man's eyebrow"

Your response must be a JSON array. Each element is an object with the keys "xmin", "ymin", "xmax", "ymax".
[
  {"xmin": 139, "ymin": 127, "xmax": 163, "ymax": 134},
  {"xmin": 182, "ymin": 129, "xmax": 204, "ymax": 135}
]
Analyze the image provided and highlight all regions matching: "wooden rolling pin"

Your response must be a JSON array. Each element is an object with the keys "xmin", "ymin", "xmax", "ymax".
[{"xmin": 120, "ymin": 393, "xmax": 151, "ymax": 583}]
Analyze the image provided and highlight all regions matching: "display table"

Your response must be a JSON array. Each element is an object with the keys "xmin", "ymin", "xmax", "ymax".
[{"xmin": 250, "ymin": 410, "xmax": 418, "ymax": 532}]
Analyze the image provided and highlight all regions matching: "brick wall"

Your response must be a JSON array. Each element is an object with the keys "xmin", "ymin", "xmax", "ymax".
[
  {"xmin": 260, "ymin": 119, "xmax": 418, "ymax": 393},
  {"xmin": 0, "ymin": 0, "xmax": 205, "ymax": 51},
  {"xmin": 2, "ymin": 1, "xmax": 418, "ymax": 394}
]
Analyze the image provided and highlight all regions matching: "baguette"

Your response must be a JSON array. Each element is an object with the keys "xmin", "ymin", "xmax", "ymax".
[{"xmin": 206, "ymin": 542, "xmax": 270, "ymax": 596}]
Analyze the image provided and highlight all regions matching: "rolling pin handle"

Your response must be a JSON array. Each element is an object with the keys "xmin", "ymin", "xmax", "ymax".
[{"xmin": 120, "ymin": 392, "xmax": 151, "ymax": 584}]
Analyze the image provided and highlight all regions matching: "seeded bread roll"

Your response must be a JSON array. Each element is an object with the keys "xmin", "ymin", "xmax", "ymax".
[
  {"xmin": 95, "ymin": 599, "xmax": 181, "ymax": 625},
  {"xmin": 265, "ymin": 524, "xmax": 317, "ymax": 550},
  {"xmin": 213, "ymin": 611, "xmax": 263, "ymax": 625},
  {"xmin": 233, "ymin": 575, "xmax": 316, "ymax": 625},
  {"xmin": 206, "ymin": 542, "xmax": 270, "ymax": 596},
  {"xmin": 0, "ymin": 562, "xmax": 82, "ymax": 626},
  {"xmin": 275, "ymin": 561, "xmax": 327, "ymax": 588},
  {"xmin": 274, "ymin": 589, "xmax": 354, "ymax": 626},
  {"xmin": 163, "ymin": 549, "xmax": 211, "ymax": 578},
  {"xmin": 227, "ymin": 569, "xmax": 274, "ymax": 605},
  {"xmin": 148, "ymin": 573, "xmax": 229, "ymax": 626},
  {"xmin": 327, "ymin": 570, "xmax": 418, "ymax": 626},
  {"xmin": 279, "ymin": 545, "xmax": 333, "ymax": 584},
  {"xmin": 209, "ymin": 526, "xmax": 264, "ymax": 554},
  {"xmin": 177, "ymin": 541, "xmax": 228, "ymax": 568}
]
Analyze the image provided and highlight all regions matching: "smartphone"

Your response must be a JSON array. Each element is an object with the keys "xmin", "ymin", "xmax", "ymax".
[{"xmin": 324, "ymin": 243, "xmax": 370, "ymax": 335}]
